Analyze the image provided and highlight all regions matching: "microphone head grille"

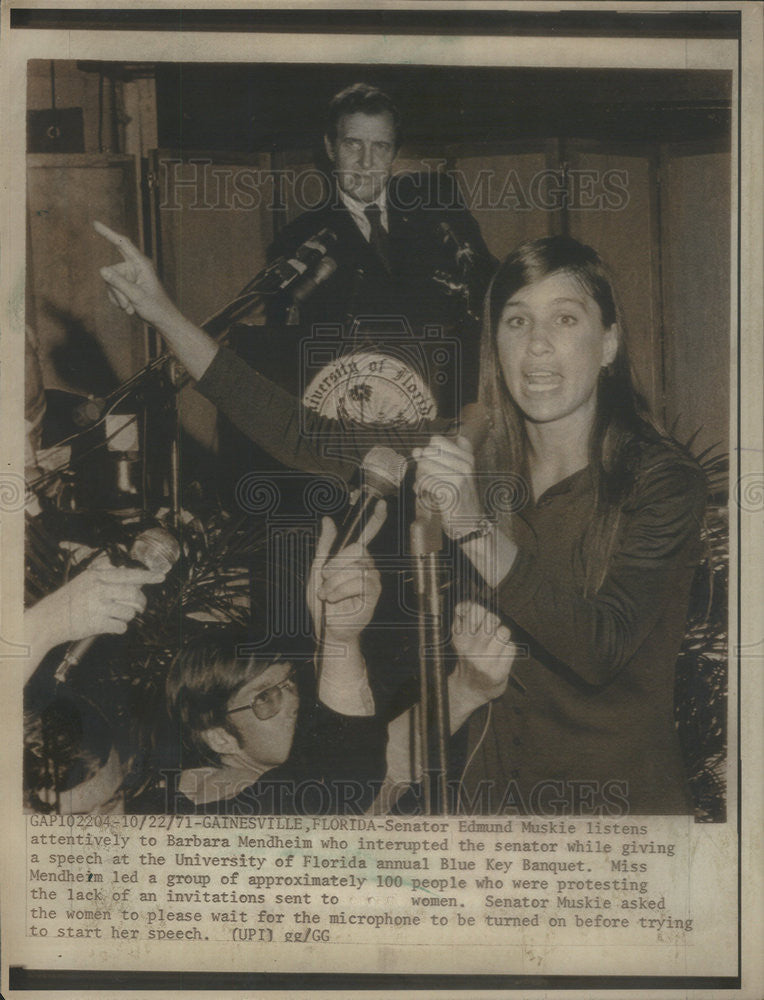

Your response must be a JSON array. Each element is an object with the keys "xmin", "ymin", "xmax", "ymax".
[
  {"xmin": 361, "ymin": 446, "xmax": 408, "ymax": 497},
  {"xmin": 130, "ymin": 527, "xmax": 181, "ymax": 574}
]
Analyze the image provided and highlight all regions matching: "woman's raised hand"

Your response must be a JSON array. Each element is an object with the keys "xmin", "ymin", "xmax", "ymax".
[
  {"xmin": 412, "ymin": 434, "xmax": 485, "ymax": 540},
  {"xmin": 307, "ymin": 500, "xmax": 387, "ymax": 644},
  {"xmin": 94, "ymin": 220, "xmax": 179, "ymax": 329},
  {"xmin": 94, "ymin": 221, "xmax": 219, "ymax": 381},
  {"xmin": 451, "ymin": 601, "xmax": 516, "ymax": 711}
]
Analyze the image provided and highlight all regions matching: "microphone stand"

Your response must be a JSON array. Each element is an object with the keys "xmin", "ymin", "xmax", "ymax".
[
  {"xmin": 410, "ymin": 504, "xmax": 450, "ymax": 815},
  {"xmin": 166, "ymin": 358, "xmax": 182, "ymax": 532}
]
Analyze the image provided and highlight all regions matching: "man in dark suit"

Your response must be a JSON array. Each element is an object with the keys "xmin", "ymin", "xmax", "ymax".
[{"xmin": 266, "ymin": 82, "xmax": 495, "ymax": 417}]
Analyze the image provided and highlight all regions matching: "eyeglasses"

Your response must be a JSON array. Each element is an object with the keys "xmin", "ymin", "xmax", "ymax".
[{"xmin": 226, "ymin": 666, "xmax": 298, "ymax": 722}]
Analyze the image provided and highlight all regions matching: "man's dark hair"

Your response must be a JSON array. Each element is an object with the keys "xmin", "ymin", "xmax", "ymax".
[
  {"xmin": 325, "ymin": 82, "xmax": 402, "ymax": 148},
  {"xmin": 166, "ymin": 631, "xmax": 285, "ymax": 765}
]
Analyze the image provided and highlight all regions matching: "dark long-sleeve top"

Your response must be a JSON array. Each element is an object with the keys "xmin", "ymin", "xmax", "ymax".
[{"xmin": 460, "ymin": 440, "xmax": 706, "ymax": 816}]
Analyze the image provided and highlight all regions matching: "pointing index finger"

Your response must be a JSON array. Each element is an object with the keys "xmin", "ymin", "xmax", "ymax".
[{"xmin": 93, "ymin": 219, "xmax": 144, "ymax": 263}]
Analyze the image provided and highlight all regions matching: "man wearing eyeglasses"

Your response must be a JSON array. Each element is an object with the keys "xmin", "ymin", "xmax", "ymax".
[{"xmin": 164, "ymin": 504, "xmax": 388, "ymax": 814}]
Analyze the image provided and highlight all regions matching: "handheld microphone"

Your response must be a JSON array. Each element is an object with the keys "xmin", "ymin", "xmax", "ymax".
[
  {"xmin": 128, "ymin": 526, "xmax": 182, "ymax": 574},
  {"xmin": 329, "ymin": 446, "xmax": 407, "ymax": 558},
  {"xmin": 53, "ymin": 526, "xmax": 181, "ymax": 683}
]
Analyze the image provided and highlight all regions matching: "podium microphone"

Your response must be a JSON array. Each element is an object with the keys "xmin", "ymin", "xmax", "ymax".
[
  {"xmin": 290, "ymin": 256, "xmax": 338, "ymax": 307},
  {"xmin": 285, "ymin": 256, "xmax": 339, "ymax": 326},
  {"xmin": 258, "ymin": 227, "xmax": 337, "ymax": 295}
]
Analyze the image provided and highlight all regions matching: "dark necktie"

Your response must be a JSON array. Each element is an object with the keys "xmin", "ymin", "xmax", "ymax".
[{"xmin": 363, "ymin": 203, "xmax": 392, "ymax": 275}]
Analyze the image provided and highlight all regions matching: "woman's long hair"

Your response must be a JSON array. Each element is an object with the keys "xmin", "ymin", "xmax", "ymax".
[{"xmin": 477, "ymin": 235, "xmax": 666, "ymax": 593}]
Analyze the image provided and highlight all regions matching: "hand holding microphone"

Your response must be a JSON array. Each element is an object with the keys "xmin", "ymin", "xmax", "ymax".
[
  {"xmin": 411, "ymin": 403, "xmax": 491, "ymax": 541},
  {"xmin": 307, "ymin": 445, "xmax": 401, "ymax": 652},
  {"xmin": 308, "ymin": 500, "xmax": 387, "ymax": 645},
  {"xmin": 329, "ymin": 445, "xmax": 407, "ymax": 558},
  {"xmin": 44, "ymin": 527, "xmax": 180, "ymax": 683}
]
